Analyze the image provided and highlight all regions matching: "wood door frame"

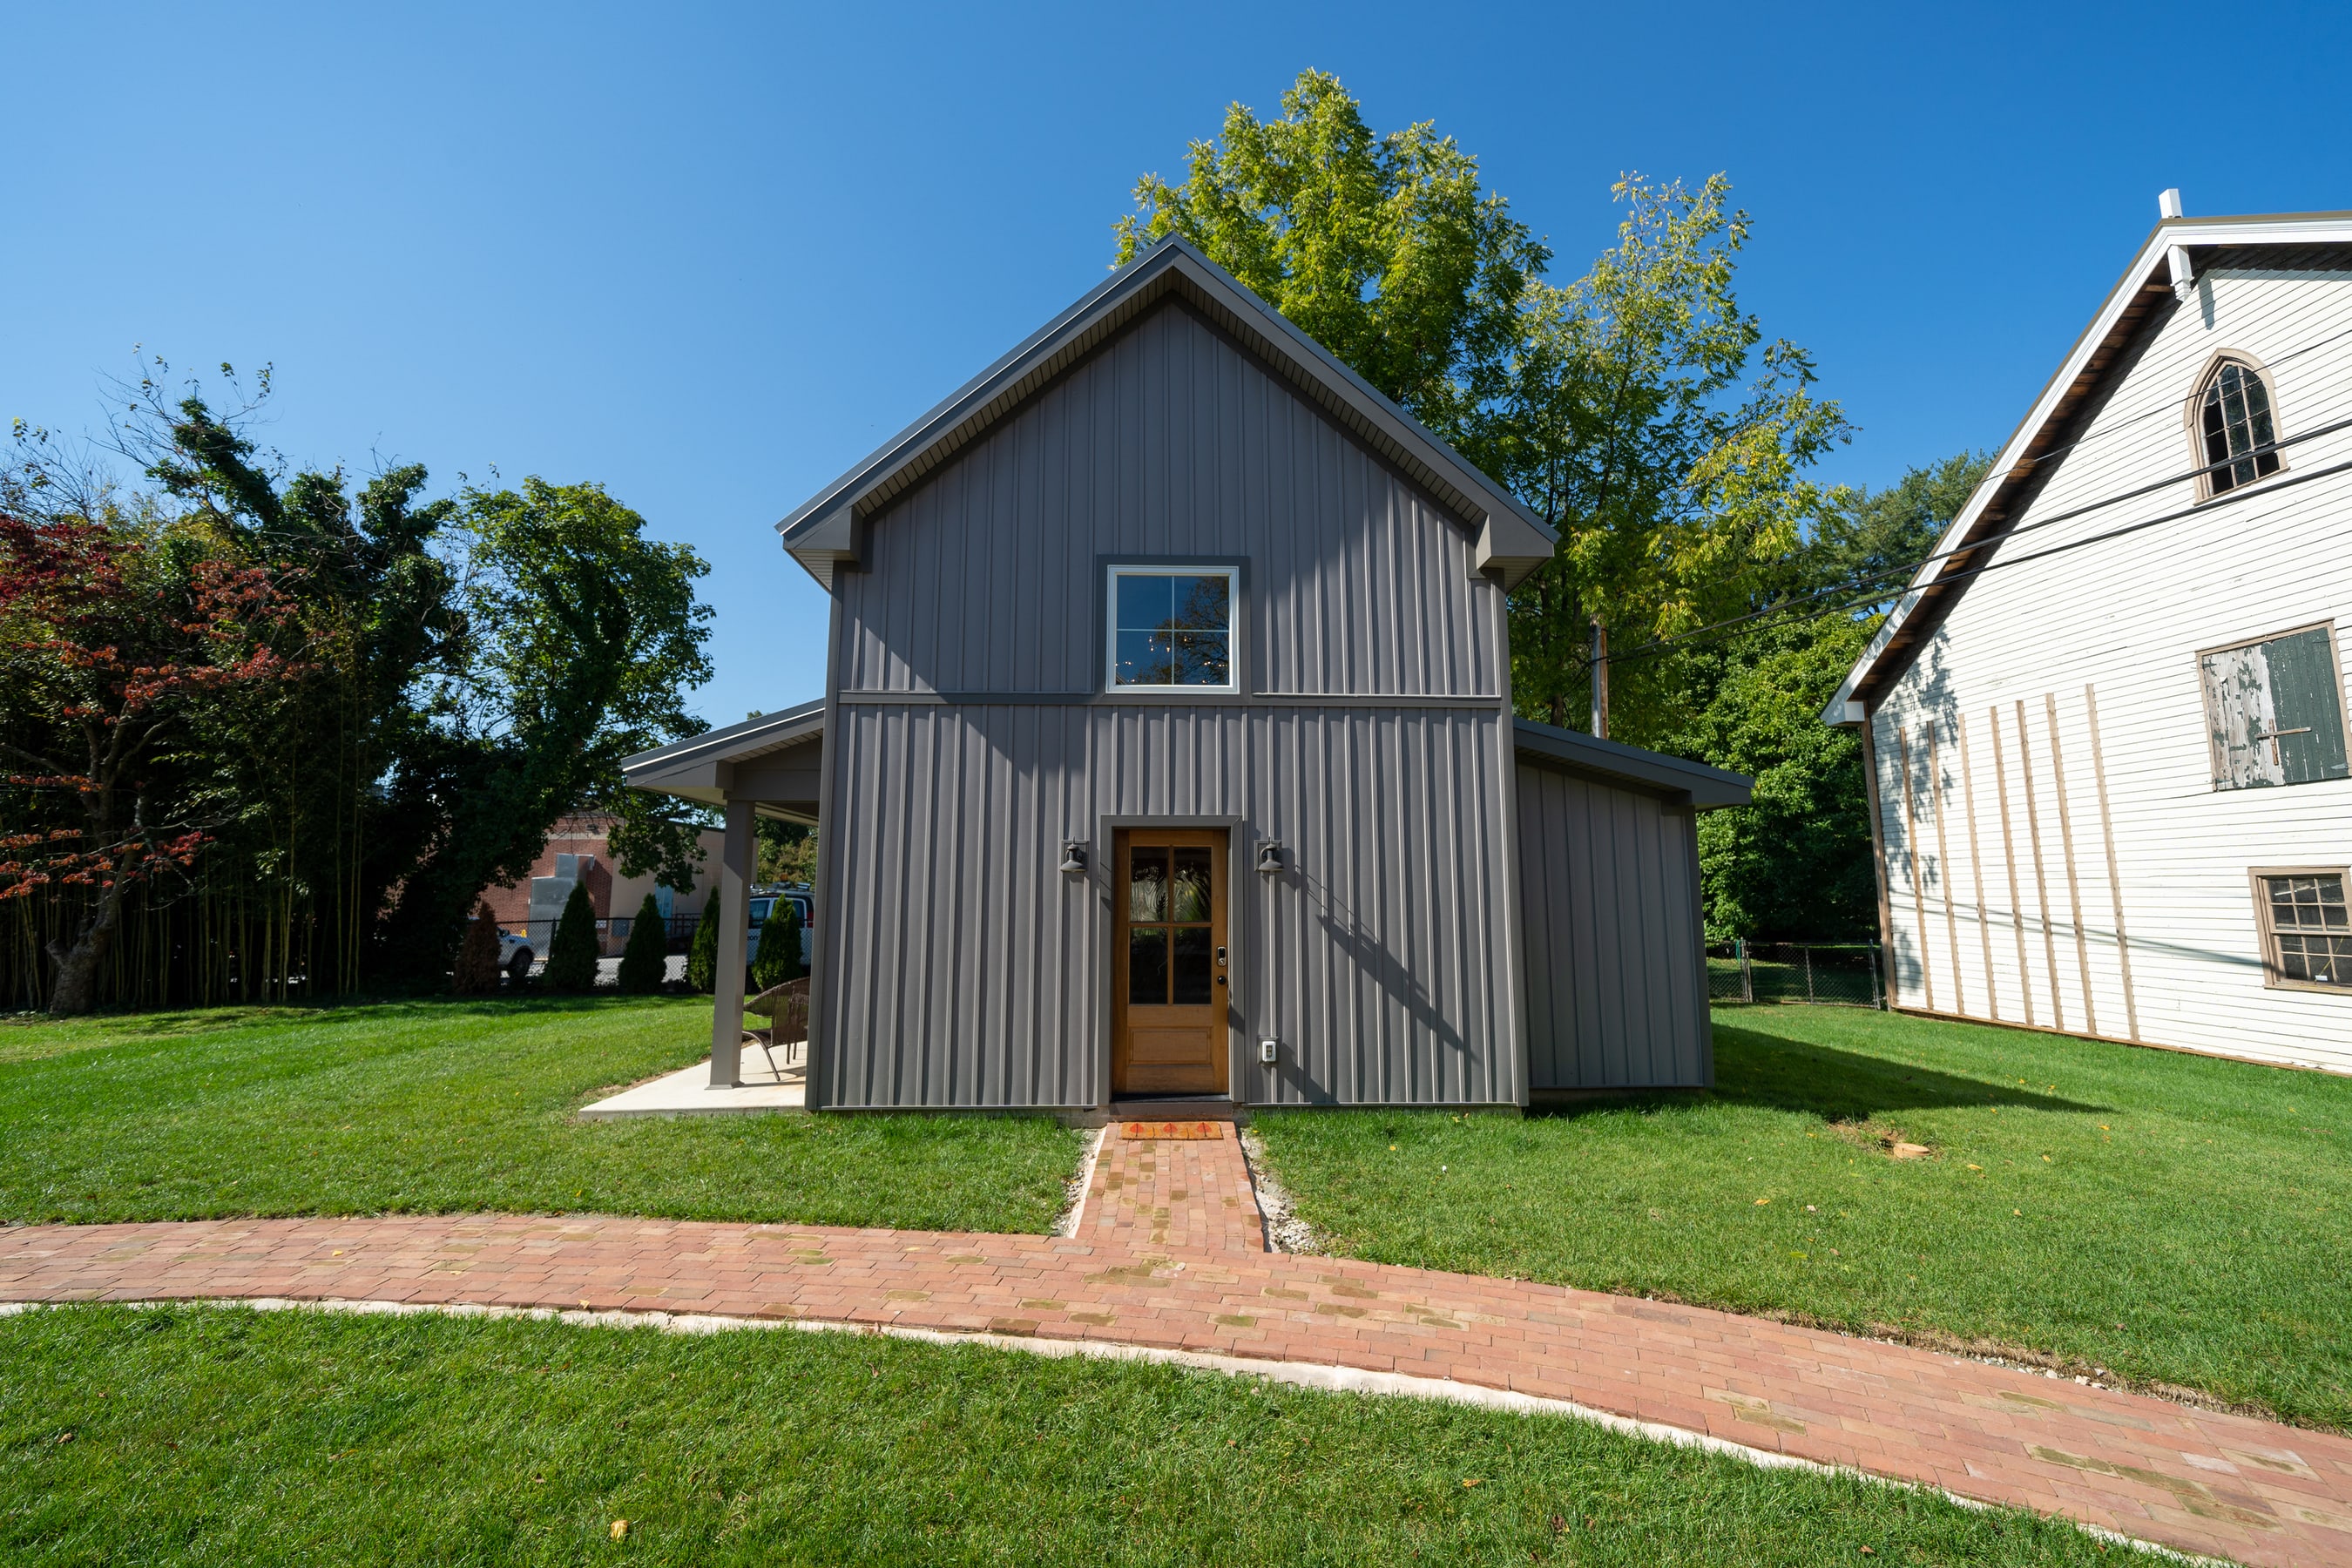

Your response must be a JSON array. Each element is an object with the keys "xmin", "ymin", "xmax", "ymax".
[{"xmin": 1093, "ymin": 814, "xmax": 1245, "ymax": 1110}]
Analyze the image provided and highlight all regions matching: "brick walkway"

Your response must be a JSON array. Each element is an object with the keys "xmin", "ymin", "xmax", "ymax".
[{"xmin": 4, "ymin": 1122, "xmax": 2347, "ymax": 1565}]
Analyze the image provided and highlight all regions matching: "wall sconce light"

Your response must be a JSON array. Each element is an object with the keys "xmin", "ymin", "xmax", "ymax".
[
  {"xmin": 1256, "ymin": 841, "xmax": 1285, "ymax": 875},
  {"xmin": 1058, "ymin": 840, "xmax": 1088, "ymax": 876}
]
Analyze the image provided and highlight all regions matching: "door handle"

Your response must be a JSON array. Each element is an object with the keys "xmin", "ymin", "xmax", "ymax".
[{"xmin": 1216, "ymin": 976, "xmax": 1227, "ymax": 986}]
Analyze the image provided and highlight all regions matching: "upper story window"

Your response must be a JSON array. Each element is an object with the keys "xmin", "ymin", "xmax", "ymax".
[
  {"xmin": 1108, "ymin": 566, "xmax": 1236, "ymax": 691},
  {"xmin": 2197, "ymin": 623, "xmax": 2350, "ymax": 789},
  {"xmin": 2194, "ymin": 356, "xmax": 2284, "ymax": 497}
]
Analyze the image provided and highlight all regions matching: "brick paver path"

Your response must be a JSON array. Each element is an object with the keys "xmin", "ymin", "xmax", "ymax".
[{"xmin": 5, "ymin": 1122, "xmax": 2348, "ymax": 1565}]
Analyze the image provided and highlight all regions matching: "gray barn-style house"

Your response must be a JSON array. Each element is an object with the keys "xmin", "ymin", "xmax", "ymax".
[{"xmin": 625, "ymin": 236, "xmax": 1748, "ymax": 1114}]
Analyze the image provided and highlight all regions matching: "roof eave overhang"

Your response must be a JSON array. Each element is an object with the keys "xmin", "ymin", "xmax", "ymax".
[
  {"xmin": 1512, "ymin": 717, "xmax": 1753, "ymax": 808},
  {"xmin": 778, "ymin": 236, "xmax": 1557, "ymax": 590},
  {"xmin": 1823, "ymin": 209, "xmax": 2352, "ymax": 727},
  {"xmin": 622, "ymin": 700, "xmax": 826, "ymax": 807}
]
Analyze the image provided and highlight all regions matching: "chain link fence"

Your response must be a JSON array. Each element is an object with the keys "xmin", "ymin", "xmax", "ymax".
[{"xmin": 1707, "ymin": 941, "xmax": 1885, "ymax": 1007}]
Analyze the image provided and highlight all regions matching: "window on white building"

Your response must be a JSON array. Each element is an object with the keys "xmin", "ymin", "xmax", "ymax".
[
  {"xmin": 2252, "ymin": 870, "xmax": 2352, "ymax": 990},
  {"xmin": 2196, "ymin": 624, "xmax": 2349, "ymax": 789},
  {"xmin": 2194, "ymin": 357, "xmax": 2284, "ymax": 497}
]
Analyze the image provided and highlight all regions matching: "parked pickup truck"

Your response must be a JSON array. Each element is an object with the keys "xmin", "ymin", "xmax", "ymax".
[{"xmin": 497, "ymin": 928, "xmax": 537, "ymax": 981}]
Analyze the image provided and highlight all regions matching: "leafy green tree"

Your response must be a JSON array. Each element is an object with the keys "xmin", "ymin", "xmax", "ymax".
[
  {"xmin": 615, "ymin": 890, "xmax": 669, "ymax": 994},
  {"xmin": 686, "ymin": 897, "xmax": 720, "ymax": 994},
  {"xmin": 1808, "ymin": 449, "xmax": 1992, "ymax": 597},
  {"xmin": 1647, "ymin": 450, "xmax": 1994, "ymax": 940},
  {"xmin": 4, "ymin": 365, "xmax": 715, "ymax": 1010},
  {"xmin": 1115, "ymin": 70, "xmax": 1547, "ymax": 437},
  {"xmin": 755, "ymin": 819, "xmax": 814, "ymax": 885},
  {"xmin": 752, "ymin": 897, "xmax": 803, "ymax": 991},
  {"xmin": 369, "ymin": 474, "xmax": 713, "ymax": 979},
  {"xmin": 1493, "ymin": 174, "xmax": 1852, "ymax": 744},
  {"xmin": 544, "ymin": 882, "xmax": 599, "ymax": 992}
]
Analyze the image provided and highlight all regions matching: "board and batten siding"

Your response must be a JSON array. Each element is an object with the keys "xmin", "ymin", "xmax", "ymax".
[
  {"xmin": 835, "ymin": 301, "xmax": 1500, "ymax": 699},
  {"xmin": 812, "ymin": 295, "xmax": 1525, "ymax": 1109},
  {"xmin": 1515, "ymin": 759, "xmax": 1711, "ymax": 1089},
  {"xmin": 1870, "ymin": 262, "xmax": 2352, "ymax": 1073},
  {"xmin": 814, "ymin": 701, "xmax": 1522, "ymax": 1108}
]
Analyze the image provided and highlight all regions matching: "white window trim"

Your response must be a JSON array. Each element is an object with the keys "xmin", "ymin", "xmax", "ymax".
[{"xmin": 1105, "ymin": 564, "xmax": 1240, "ymax": 693}]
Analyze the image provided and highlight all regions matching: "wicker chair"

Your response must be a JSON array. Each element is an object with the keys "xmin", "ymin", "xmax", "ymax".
[{"xmin": 741, "ymin": 977, "xmax": 810, "ymax": 1079}]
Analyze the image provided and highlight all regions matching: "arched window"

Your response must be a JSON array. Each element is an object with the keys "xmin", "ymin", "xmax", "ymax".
[{"xmin": 2196, "ymin": 357, "xmax": 2282, "ymax": 496}]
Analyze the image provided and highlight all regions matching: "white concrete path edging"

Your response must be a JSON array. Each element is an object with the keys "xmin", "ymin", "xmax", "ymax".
[{"xmin": 0, "ymin": 1296, "xmax": 2217, "ymax": 1565}]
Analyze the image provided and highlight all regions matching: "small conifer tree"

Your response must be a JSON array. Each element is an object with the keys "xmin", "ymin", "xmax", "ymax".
[
  {"xmin": 545, "ymin": 882, "xmax": 601, "ymax": 992},
  {"xmin": 686, "ymin": 897, "xmax": 720, "ymax": 993},
  {"xmin": 751, "ymin": 897, "xmax": 804, "ymax": 990},
  {"xmin": 453, "ymin": 900, "xmax": 504, "ymax": 994},
  {"xmin": 616, "ymin": 891, "xmax": 669, "ymax": 994}
]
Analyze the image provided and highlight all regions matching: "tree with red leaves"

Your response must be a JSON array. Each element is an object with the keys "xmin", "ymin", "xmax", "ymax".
[{"xmin": 0, "ymin": 509, "xmax": 308, "ymax": 1013}]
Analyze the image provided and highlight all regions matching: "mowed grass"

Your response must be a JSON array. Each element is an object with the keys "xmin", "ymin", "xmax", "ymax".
[
  {"xmin": 1254, "ymin": 1006, "xmax": 2352, "ymax": 1431},
  {"xmin": 0, "ymin": 1305, "xmax": 2110, "ymax": 1567},
  {"xmin": 0, "ymin": 998, "xmax": 1079, "ymax": 1233}
]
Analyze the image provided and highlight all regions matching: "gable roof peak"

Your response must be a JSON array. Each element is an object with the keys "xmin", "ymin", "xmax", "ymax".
[
  {"xmin": 1824, "ymin": 201, "xmax": 2352, "ymax": 725},
  {"xmin": 774, "ymin": 233, "xmax": 1556, "ymax": 590}
]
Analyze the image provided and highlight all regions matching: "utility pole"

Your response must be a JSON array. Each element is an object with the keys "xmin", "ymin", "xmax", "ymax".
[{"xmin": 1589, "ymin": 616, "xmax": 1609, "ymax": 739}]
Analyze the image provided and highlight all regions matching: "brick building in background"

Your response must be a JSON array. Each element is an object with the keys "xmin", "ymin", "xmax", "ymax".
[{"xmin": 479, "ymin": 814, "xmax": 721, "ymax": 938}]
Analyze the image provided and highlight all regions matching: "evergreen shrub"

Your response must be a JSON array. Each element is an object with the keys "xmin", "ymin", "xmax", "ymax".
[
  {"xmin": 452, "ymin": 901, "xmax": 503, "ymax": 994},
  {"xmin": 544, "ymin": 882, "xmax": 601, "ymax": 992},
  {"xmin": 616, "ymin": 891, "xmax": 668, "ymax": 994},
  {"xmin": 686, "ymin": 898, "xmax": 719, "ymax": 994}
]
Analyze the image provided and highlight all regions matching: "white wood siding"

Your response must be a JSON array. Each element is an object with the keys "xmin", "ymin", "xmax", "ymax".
[{"xmin": 1873, "ymin": 264, "xmax": 2352, "ymax": 1074}]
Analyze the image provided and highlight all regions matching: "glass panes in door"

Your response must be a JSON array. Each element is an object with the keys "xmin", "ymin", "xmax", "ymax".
[{"xmin": 1127, "ymin": 846, "xmax": 1215, "ymax": 1004}]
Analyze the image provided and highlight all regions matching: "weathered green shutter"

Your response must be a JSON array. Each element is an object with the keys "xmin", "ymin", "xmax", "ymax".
[{"xmin": 2263, "ymin": 627, "xmax": 2350, "ymax": 784}]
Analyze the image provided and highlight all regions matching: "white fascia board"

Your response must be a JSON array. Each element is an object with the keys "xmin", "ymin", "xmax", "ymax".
[{"xmin": 1823, "ymin": 210, "xmax": 2352, "ymax": 724}]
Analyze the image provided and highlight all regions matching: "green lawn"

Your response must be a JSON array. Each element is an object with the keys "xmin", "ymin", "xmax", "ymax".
[
  {"xmin": 1254, "ymin": 1006, "xmax": 2352, "ymax": 1432},
  {"xmin": 0, "ymin": 998, "xmax": 1079, "ymax": 1233},
  {"xmin": 0, "ymin": 1304, "xmax": 2110, "ymax": 1567}
]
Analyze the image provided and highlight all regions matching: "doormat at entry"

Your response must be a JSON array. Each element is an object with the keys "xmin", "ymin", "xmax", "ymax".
[{"xmin": 1120, "ymin": 1121, "xmax": 1227, "ymax": 1140}]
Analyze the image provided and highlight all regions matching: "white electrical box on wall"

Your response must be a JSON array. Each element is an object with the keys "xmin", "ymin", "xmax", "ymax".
[{"xmin": 1258, "ymin": 1038, "xmax": 1280, "ymax": 1064}]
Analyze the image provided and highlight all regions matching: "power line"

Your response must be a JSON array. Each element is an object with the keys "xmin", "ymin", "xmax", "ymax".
[{"xmin": 1596, "ymin": 452, "xmax": 2352, "ymax": 674}]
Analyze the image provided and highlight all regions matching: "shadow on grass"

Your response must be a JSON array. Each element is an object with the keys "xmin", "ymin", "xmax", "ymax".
[
  {"xmin": 1, "ymin": 991, "xmax": 699, "ymax": 1040},
  {"xmin": 1706, "ymin": 1022, "xmax": 2107, "ymax": 1120}
]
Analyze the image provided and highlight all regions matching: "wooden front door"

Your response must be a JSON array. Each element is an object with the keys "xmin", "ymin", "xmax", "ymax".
[{"xmin": 1112, "ymin": 828, "xmax": 1229, "ymax": 1097}]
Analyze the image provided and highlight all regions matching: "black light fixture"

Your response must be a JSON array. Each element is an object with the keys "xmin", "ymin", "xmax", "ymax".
[
  {"xmin": 1059, "ymin": 840, "xmax": 1088, "ymax": 876},
  {"xmin": 1256, "ymin": 840, "xmax": 1285, "ymax": 875}
]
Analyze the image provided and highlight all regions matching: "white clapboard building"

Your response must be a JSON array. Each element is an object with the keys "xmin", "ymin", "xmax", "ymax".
[{"xmin": 1825, "ymin": 193, "xmax": 2352, "ymax": 1075}]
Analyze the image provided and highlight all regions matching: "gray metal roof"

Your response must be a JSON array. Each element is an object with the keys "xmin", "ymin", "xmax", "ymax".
[
  {"xmin": 1512, "ymin": 718, "xmax": 1753, "ymax": 808},
  {"xmin": 621, "ymin": 699, "xmax": 826, "ymax": 781},
  {"xmin": 776, "ymin": 234, "xmax": 1558, "ymax": 588}
]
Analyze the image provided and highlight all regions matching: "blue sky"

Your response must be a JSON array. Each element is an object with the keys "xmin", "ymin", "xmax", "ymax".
[{"xmin": 7, "ymin": 2, "xmax": 2348, "ymax": 727}]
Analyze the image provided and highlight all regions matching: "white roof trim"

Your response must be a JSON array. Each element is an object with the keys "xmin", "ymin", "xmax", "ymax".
[
  {"xmin": 1824, "ymin": 210, "xmax": 2352, "ymax": 725},
  {"xmin": 621, "ymin": 699, "xmax": 826, "ymax": 781},
  {"xmin": 776, "ymin": 235, "xmax": 1557, "ymax": 588}
]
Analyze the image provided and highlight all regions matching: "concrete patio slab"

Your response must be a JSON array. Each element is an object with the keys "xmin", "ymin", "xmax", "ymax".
[{"xmin": 578, "ymin": 1054, "xmax": 805, "ymax": 1119}]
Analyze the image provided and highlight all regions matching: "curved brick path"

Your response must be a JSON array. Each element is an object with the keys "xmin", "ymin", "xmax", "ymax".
[{"xmin": 4, "ymin": 1122, "xmax": 2347, "ymax": 1565}]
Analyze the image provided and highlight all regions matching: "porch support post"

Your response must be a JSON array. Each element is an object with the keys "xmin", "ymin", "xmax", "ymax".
[{"xmin": 709, "ymin": 795, "xmax": 754, "ymax": 1088}]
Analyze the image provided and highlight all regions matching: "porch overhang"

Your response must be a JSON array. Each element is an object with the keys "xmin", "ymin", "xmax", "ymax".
[
  {"xmin": 622, "ymin": 698, "xmax": 827, "ymax": 1093},
  {"xmin": 621, "ymin": 700, "xmax": 826, "ymax": 822}
]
